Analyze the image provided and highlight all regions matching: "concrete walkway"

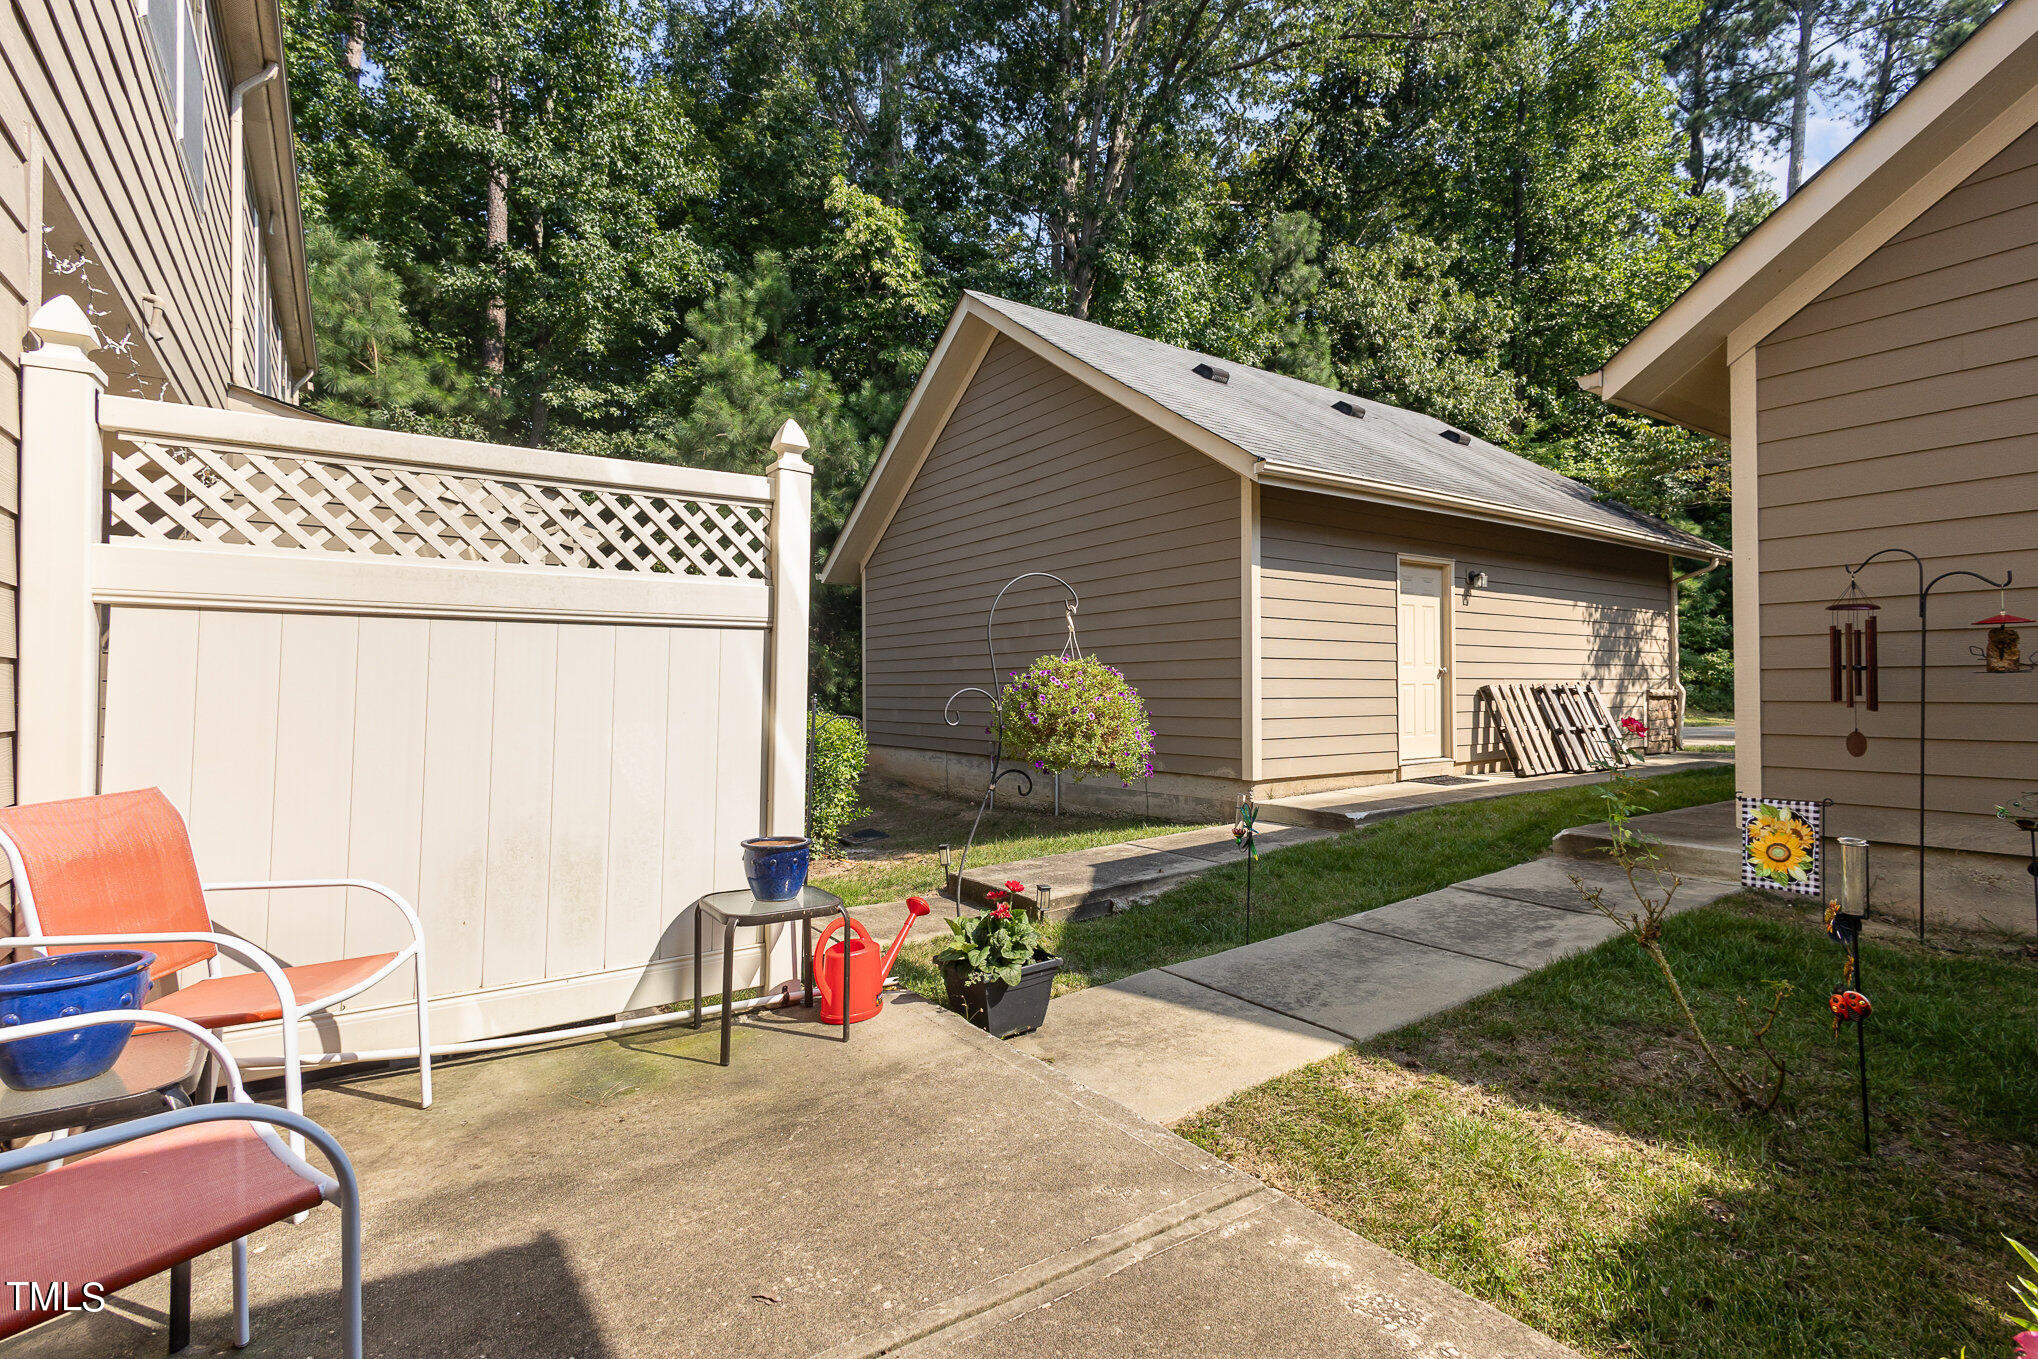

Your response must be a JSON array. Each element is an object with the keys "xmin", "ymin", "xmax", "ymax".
[
  {"xmin": 916, "ymin": 750, "xmax": 1729, "ymax": 924},
  {"xmin": 1013, "ymin": 855, "xmax": 1744, "ymax": 1124},
  {"xmin": 14, "ymin": 994, "xmax": 1580, "ymax": 1359}
]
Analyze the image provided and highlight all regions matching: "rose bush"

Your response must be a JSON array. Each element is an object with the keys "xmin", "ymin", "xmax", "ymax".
[{"xmin": 995, "ymin": 654, "xmax": 1156, "ymax": 784}]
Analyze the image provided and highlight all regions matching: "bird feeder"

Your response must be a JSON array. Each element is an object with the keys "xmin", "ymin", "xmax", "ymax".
[
  {"xmin": 1826, "ymin": 583, "xmax": 1880, "ymax": 710},
  {"xmin": 1968, "ymin": 587, "xmax": 2034, "ymax": 672}
]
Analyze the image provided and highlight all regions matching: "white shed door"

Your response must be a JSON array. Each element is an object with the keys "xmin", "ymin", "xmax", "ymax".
[{"xmin": 1397, "ymin": 563, "xmax": 1446, "ymax": 762}]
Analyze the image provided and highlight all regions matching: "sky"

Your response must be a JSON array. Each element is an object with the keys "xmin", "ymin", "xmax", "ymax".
[{"xmin": 1748, "ymin": 103, "xmax": 1865, "ymax": 193}]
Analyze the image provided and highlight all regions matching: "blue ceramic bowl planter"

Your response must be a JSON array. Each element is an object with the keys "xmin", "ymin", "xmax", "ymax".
[
  {"xmin": 0, "ymin": 949, "xmax": 156, "ymax": 1091},
  {"xmin": 742, "ymin": 836, "xmax": 811, "ymax": 902}
]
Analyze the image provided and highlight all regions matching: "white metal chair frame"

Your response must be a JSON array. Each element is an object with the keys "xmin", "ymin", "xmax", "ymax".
[
  {"xmin": 0, "ymin": 1010, "xmax": 364, "ymax": 1356},
  {"xmin": 0, "ymin": 825, "xmax": 434, "ymax": 1153}
]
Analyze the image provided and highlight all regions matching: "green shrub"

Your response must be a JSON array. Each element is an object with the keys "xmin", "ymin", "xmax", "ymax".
[
  {"xmin": 808, "ymin": 712, "xmax": 868, "ymax": 849},
  {"xmin": 995, "ymin": 654, "xmax": 1156, "ymax": 784}
]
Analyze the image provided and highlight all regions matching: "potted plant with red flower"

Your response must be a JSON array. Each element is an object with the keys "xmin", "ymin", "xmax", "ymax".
[{"xmin": 933, "ymin": 879, "xmax": 1062, "ymax": 1036}]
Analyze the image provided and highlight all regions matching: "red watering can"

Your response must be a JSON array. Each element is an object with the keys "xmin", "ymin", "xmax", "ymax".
[{"xmin": 812, "ymin": 898, "xmax": 931, "ymax": 1025}]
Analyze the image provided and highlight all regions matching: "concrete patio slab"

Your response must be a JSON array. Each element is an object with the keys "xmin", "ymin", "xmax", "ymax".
[
  {"xmin": 1162, "ymin": 923, "xmax": 1524, "ymax": 1043},
  {"xmin": 1334, "ymin": 885, "xmax": 1627, "ymax": 969},
  {"xmin": 1008, "ymin": 969, "xmax": 1347, "ymax": 1124},
  {"xmin": 11, "ymin": 993, "xmax": 1576, "ymax": 1359},
  {"xmin": 874, "ymin": 1188, "xmax": 1576, "ymax": 1359},
  {"xmin": 1259, "ymin": 751, "xmax": 1729, "ymax": 829}
]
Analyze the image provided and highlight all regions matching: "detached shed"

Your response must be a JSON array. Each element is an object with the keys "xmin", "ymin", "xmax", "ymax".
[{"xmin": 823, "ymin": 294, "xmax": 1726, "ymax": 818}]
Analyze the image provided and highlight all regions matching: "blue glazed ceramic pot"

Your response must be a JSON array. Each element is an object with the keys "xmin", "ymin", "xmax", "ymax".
[
  {"xmin": 742, "ymin": 836, "xmax": 811, "ymax": 902},
  {"xmin": 0, "ymin": 950, "xmax": 156, "ymax": 1091}
]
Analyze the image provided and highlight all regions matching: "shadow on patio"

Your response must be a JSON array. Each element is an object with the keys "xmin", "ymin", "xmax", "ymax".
[{"xmin": 9, "ymin": 996, "xmax": 1577, "ymax": 1359}]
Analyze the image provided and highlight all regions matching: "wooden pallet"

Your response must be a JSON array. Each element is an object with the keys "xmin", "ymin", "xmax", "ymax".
[
  {"xmin": 1482, "ymin": 684, "xmax": 1562, "ymax": 775},
  {"xmin": 1479, "ymin": 682, "xmax": 1634, "ymax": 776}
]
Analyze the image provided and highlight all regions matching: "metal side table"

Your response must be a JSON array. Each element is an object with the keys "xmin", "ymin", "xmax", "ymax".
[
  {"xmin": 0, "ymin": 1027, "xmax": 210, "ymax": 1354},
  {"xmin": 691, "ymin": 885, "xmax": 851, "ymax": 1066}
]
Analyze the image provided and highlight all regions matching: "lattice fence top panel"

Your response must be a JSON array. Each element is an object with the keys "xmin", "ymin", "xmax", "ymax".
[{"xmin": 106, "ymin": 436, "xmax": 771, "ymax": 580}]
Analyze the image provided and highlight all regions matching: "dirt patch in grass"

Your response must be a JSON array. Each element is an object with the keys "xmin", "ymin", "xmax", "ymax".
[{"xmin": 1181, "ymin": 899, "xmax": 2038, "ymax": 1359}]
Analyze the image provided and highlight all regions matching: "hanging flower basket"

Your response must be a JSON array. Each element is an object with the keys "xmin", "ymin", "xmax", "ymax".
[{"xmin": 995, "ymin": 655, "xmax": 1156, "ymax": 784}]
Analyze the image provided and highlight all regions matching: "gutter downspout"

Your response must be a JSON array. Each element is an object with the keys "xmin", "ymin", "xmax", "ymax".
[
  {"xmin": 229, "ymin": 63, "xmax": 281, "ymax": 394},
  {"xmin": 1668, "ymin": 555, "xmax": 1723, "ymax": 749}
]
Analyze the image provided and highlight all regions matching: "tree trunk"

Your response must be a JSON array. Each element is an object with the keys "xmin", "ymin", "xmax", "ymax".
[
  {"xmin": 1684, "ymin": 25, "xmax": 1711, "ymax": 194},
  {"xmin": 345, "ymin": 3, "xmax": 365, "ymax": 85},
  {"xmin": 484, "ymin": 70, "xmax": 509, "ymax": 400},
  {"xmin": 1786, "ymin": 4, "xmax": 1815, "ymax": 195}
]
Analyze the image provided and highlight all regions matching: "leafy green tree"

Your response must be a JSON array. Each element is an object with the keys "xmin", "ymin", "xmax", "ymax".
[
  {"xmin": 302, "ymin": 219, "xmax": 482, "ymax": 435},
  {"xmin": 288, "ymin": 0, "xmax": 716, "ymax": 445}
]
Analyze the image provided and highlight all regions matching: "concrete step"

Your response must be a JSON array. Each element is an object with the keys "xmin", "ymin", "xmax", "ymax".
[
  {"xmin": 944, "ymin": 822, "xmax": 1336, "ymax": 921},
  {"xmin": 1549, "ymin": 799, "xmax": 1741, "ymax": 881}
]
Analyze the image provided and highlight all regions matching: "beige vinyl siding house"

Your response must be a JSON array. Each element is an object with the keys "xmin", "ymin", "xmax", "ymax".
[
  {"xmin": 0, "ymin": 0, "xmax": 313, "ymax": 830},
  {"xmin": 831, "ymin": 294, "xmax": 1721, "ymax": 818},
  {"xmin": 1587, "ymin": 0, "xmax": 2038, "ymax": 933}
]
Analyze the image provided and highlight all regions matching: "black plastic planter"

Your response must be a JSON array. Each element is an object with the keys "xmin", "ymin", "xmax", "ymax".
[{"xmin": 941, "ymin": 950, "xmax": 1062, "ymax": 1037}]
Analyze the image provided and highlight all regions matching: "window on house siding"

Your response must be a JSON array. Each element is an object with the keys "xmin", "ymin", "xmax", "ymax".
[{"xmin": 137, "ymin": 0, "xmax": 206, "ymax": 203}]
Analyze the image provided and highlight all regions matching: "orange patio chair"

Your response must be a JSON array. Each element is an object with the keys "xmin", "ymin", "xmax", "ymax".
[
  {"xmin": 0, "ymin": 1009, "xmax": 363, "ymax": 1356},
  {"xmin": 0, "ymin": 788, "xmax": 432, "ymax": 1147}
]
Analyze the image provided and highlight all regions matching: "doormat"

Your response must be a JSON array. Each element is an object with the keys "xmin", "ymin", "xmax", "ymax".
[{"xmin": 1409, "ymin": 775, "xmax": 1481, "ymax": 786}]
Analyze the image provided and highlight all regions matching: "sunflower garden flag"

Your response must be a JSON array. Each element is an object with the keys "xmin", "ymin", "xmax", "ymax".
[{"xmin": 1739, "ymin": 795, "xmax": 1824, "ymax": 896}]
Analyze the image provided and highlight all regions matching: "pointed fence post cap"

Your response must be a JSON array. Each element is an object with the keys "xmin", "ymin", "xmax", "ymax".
[
  {"xmin": 29, "ymin": 295, "xmax": 96, "ymax": 352},
  {"xmin": 770, "ymin": 419, "xmax": 810, "ymax": 457}
]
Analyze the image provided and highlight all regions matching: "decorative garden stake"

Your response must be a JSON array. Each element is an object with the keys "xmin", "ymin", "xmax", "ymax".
[
  {"xmin": 1232, "ymin": 792, "xmax": 1259, "ymax": 942},
  {"xmin": 1829, "ymin": 835, "xmax": 1874, "ymax": 1155},
  {"xmin": 1843, "ymin": 548, "xmax": 2014, "ymax": 941},
  {"xmin": 1996, "ymin": 793, "xmax": 2038, "ymax": 948}
]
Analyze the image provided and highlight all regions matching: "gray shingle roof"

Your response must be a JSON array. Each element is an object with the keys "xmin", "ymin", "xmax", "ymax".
[{"xmin": 967, "ymin": 292, "xmax": 1724, "ymax": 558}]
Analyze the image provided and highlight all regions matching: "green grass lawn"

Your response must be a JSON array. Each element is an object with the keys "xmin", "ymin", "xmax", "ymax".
[
  {"xmin": 809, "ymin": 774, "xmax": 1211, "ymax": 908},
  {"xmin": 1178, "ymin": 896, "xmax": 2038, "ymax": 1359},
  {"xmin": 892, "ymin": 764, "xmax": 1734, "ymax": 999}
]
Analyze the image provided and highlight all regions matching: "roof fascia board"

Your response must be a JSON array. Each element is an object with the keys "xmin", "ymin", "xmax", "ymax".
[
  {"xmin": 820, "ymin": 305, "xmax": 993, "ymax": 584},
  {"xmin": 1598, "ymin": 0, "xmax": 2038, "ymax": 409},
  {"xmin": 1727, "ymin": 70, "xmax": 2038, "ymax": 363},
  {"xmin": 1258, "ymin": 466, "xmax": 1728, "ymax": 561}
]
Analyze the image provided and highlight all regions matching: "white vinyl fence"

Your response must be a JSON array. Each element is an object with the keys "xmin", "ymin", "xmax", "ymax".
[{"xmin": 15, "ymin": 299, "xmax": 811, "ymax": 1057}]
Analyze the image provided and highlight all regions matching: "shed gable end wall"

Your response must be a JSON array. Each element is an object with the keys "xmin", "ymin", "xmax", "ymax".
[{"xmin": 862, "ymin": 336, "xmax": 1243, "ymax": 778}]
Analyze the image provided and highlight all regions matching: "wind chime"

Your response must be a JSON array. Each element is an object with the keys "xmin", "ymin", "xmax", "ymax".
[
  {"xmin": 1826, "ymin": 579, "xmax": 1879, "ymax": 757},
  {"xmin": 1232, "ymin": 792, "xmax": 1259, "ymax": 943}
]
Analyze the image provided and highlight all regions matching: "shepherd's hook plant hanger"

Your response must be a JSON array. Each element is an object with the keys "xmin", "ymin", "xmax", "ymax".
[
  {"xmin": 941, "ymin": 573, "xmax": 1083, "ymax": 916},
  {"xmin": 1844, "ymin": 547, "xmax": 2012, "ymax": 942}
]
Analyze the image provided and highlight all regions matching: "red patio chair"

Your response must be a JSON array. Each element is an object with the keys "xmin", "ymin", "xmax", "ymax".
[
  {"xmin": 0, "ymin": 1010, "xmax": 364, "ymax": 1356},
  {"xmin": 0, "ymin": 788, "xmax": 433, "ymax": 1150}
]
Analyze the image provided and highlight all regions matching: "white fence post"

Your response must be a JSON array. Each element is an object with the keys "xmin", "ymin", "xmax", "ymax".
[
  {"xmin": 17, "ymin": 297, "xmax": 108, "ymax": 803},
  {"xmin": 765, "ymin": 421, "xmax": 813, "ymax": 837}
]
